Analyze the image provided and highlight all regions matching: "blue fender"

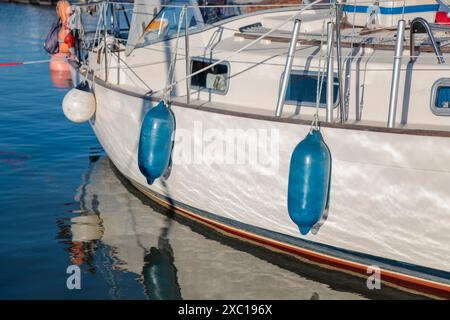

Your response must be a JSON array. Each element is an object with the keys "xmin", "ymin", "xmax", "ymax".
[
  {"xmin": 287, "ymin": 128, "xmax": 331, "ymax": 235},
  {"xmin": 138, "ymin": 100, "xmax": 175, "ymax": 185}
]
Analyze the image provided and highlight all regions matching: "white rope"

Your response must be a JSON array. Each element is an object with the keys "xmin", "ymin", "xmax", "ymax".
[{"xmin": 312, "ymin": 14, "xmax": 328, "ymax": 130}]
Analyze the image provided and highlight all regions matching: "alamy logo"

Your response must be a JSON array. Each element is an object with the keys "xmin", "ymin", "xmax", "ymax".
[
  {"xmin": 66, "ymin": 265, "xmax": 81, "ymax": 290},
  {"xmin": 366, "ymin": 265, "xmax": 381, "ymax": 290},
  {"xmin": 173, "ymin": 121, "xmax": 280, "ymax": 175}
]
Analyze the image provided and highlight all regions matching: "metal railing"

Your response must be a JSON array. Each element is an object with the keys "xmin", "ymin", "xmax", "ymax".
[
  {"xmin": 71, "ymin": 0, "xmax": 450, "ymax": 128},
  {"xmin": 387, "ymin": 19, "xmax": 406, "ymax": 129},
  {"xmin": 410, "ymin": 17, "xmax": 445, "ymax": 64},
  {"xmin": 275, "ymin": 19, "xmax": 301, "ymax": 118},
  {"xmin": 325, "ymin": 21, "xmax": 334, "ymax": 123},
  {"xmin": 184, "ymin": 4, "xmax": 191, "ymax": 104}
]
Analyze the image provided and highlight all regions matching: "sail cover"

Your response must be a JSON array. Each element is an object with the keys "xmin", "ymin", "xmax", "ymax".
[{"xmin": 126, "ymin": 0, "xmax": 164, "ymax": 55}]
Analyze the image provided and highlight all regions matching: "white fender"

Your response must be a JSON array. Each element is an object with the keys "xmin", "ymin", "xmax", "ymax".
[{"xmin": 62, "ymin": 82, "xmax": 96, "ymax": 123}]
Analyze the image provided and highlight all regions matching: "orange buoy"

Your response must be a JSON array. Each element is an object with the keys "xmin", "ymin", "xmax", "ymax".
[
  {"xmin": 49, "ymin": 53, "xmax": 72, "ymax": 88},
  {"xmin": 50, "ymin": 53, "xmax": 70, "ymax": 72},
  {"xmin": 56, "ymin": 0, "xmax": 72, "ymax": 54},
  {"xmin": 49, "ymin": 1, "xmax": 74, "ymax": 88}
]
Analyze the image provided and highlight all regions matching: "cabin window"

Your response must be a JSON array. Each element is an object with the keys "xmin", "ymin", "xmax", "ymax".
[
  {"xmin": 190, "ymin": 58, "xmax": 230, "ymax": 94},
  {"xmin": 437, "ymin": 87, "xmax": 450, "ymax": 108},
  {"xmin": 198, "ymin": 0, "xmax": 242, "ymax": 24},
  {"xmin": 431, "ymin": 78, "xmax": 450, "ymax": 116},
  {"xmin": 284, "ymin": 71, "xmax": 339, "ymax": 108},
  {"xmin": 134, "ymin": 0, "xmax": 203, "ymax": 48}
]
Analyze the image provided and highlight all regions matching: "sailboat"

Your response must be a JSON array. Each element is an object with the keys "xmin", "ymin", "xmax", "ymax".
[{"xmin": 62, "ymin": 0, "xmax": 450, "ymax": 298}]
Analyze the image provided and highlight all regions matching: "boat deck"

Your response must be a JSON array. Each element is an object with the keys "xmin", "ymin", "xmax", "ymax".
[{"xmin": 235, "ymin": 23, "xmax": 450, "ymax": 54}]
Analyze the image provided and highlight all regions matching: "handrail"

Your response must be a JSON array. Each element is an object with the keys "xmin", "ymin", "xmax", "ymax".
[
  {"xmin": 410, "ymin": 17, "xmax": 445, "ymax": 64},
  {"xmin": 103, "ymin": 1, "xmax": 109, "ymax": 82},
  {"xmin": 325, "ymin": 21, "xmax": 334, "ymax": 123},
  {"xmin": 185, "ymin": 5, "xmax": 191, "ymax": 104},
  {"xmin": 275, "ymin": 19, "xmax": 301, "ymax": 118},
  {"xmin": 335, "ymin": 3, "xmax": 344, "ymax": 123},
  {"xmin": 387, "ymin": 19, "xmax": 406, "ymax": 128}
]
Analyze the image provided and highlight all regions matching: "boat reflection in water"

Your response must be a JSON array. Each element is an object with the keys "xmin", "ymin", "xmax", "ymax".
[{"xmin": 57, "ymin": 156, "xmax": 425, "ymax": 299}]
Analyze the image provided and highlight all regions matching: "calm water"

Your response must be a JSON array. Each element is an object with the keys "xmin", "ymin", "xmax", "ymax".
[{"xmin": 0, "ymin": 3, "xmax": 426, "ymax": 300}]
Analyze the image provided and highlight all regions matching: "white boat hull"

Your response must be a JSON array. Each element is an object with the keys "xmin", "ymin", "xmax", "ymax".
[{"xmin": 81, "ymin": 75, "xmax": 450, "ymax": 298}]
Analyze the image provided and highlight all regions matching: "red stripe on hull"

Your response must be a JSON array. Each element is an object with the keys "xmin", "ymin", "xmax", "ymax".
[{"xmin": 136, "ymin": 184, "xmax": 450, "ymax": 300}]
